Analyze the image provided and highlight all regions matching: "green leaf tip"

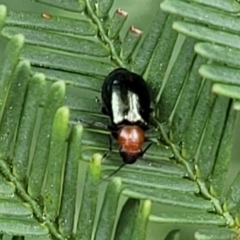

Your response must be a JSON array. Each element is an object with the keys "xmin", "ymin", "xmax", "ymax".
[
  {"xmin": 53, "ymin": 106, "xmax": 70, "ymax": 132},
  {"xmin": 111, "ymin": 176, "xmax": 122, "ymax": 188},
  {"xmin": 56, "ymin": 106, "xmax": 70, "ymax": 118},
  {"xmin": 47, "ymin": 79, "xmax": 66, "ymax": 100},
  {"xmin": 106, "ymin": 176, "xmax": 123, "ymax": 193},
  {"xmin": 92, "ymin": 153, "xmax": 102, "ymax": 163},
  {"xmin": 212, "ymin": 84, "xmax": 240, "ymax": 100},
  {"xmin": 32, "ymin": 72, "xmax": 46, "ymax": 81},
  {"xmin": 233, "ymin": 100, "xmax": 240, "ymax": 111},
  {"xmin": 89, "ymin": 153, "xmax": 102, "ymax": 180},
  {"xmin": 51, "ymin": 79, "xmax": 66, "ymax": 91},
  {"xmin": 11, "ymin": 33, "xmax": 25, "ymax": 46},
  {"xmin": 18, "ymin": 59, "xmax": 31, "ymax": 70},
  {"xmin": 0, "ymin": 5, "xmax": 7, "ymax": 13},
  {"xmin": 0, "ymin": 5, "xmax": 7, "ymax": 27},
  {"xmin": 142, "ymin": 199, "xmax": 152, "ymax": 218},
  {"xmin": 73, "ymin": 124, "xmax": 84, "ymax": 140}
]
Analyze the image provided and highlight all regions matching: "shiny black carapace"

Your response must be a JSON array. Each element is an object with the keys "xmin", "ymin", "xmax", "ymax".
[{"xmin": 101, "ymin": 68, "xmax": 151, "ymax": 164}]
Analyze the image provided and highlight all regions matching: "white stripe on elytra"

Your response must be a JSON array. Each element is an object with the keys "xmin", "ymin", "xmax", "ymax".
[
  {"xmin": 111, "ymin": 91, "xmax": 145, "ymax": 124},
  {"xmin": 111, "ymin": 91, "xmax": 125, "ymax": 124},
  {"xmin": 126, "ymin": 91, "xmax": 143, "ymax": 122}
]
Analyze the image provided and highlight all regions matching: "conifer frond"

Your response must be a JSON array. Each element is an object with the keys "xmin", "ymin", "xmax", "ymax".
[{"xmin": 0, "ymin": 0, "xmax": 239, "ymax": 239}]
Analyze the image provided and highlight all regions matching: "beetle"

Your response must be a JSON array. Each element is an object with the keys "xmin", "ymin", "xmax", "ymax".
[{"xmin": 101, "ymin": 68, "xmax": 152, "ymax": 165}]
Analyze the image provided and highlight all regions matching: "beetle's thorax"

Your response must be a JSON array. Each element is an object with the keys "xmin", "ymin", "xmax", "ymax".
[
  {"xmin": 117, "ymin": 125, "xmax": 145, "ymax": 151},
  {"xmin": 117, "ymin": 125, "xmax": 145, "ymax": 164}
]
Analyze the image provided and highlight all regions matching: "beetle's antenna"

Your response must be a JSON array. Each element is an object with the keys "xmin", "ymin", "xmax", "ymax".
[{"xmin": 98, "ymin": 163, "xmax": 125, "ymax": 185}]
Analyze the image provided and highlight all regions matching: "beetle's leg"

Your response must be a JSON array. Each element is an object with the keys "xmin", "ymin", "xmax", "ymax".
[
  {"xmin": 102, "ymin": 134, "xmax": 113, "ymax": 160},
  {"xmin": 141, "ymin": 142, "xmax": 152, "ymax": 156}
]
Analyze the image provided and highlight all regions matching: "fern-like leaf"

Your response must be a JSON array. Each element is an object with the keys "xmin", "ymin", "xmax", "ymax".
[{"xmin": 0, "ymin": 0, "xmax": 240, "ymax": 240}]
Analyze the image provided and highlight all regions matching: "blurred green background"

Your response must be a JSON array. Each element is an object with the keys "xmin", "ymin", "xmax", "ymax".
[{"xmin": 0, "ymin": 0, "xmax": 239, "ymax": 239}]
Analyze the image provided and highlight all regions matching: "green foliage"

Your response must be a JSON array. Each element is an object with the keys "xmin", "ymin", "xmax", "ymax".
[{"xmin": 0, "ymin": 0, "xmax": 239, "ymax": 239}]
